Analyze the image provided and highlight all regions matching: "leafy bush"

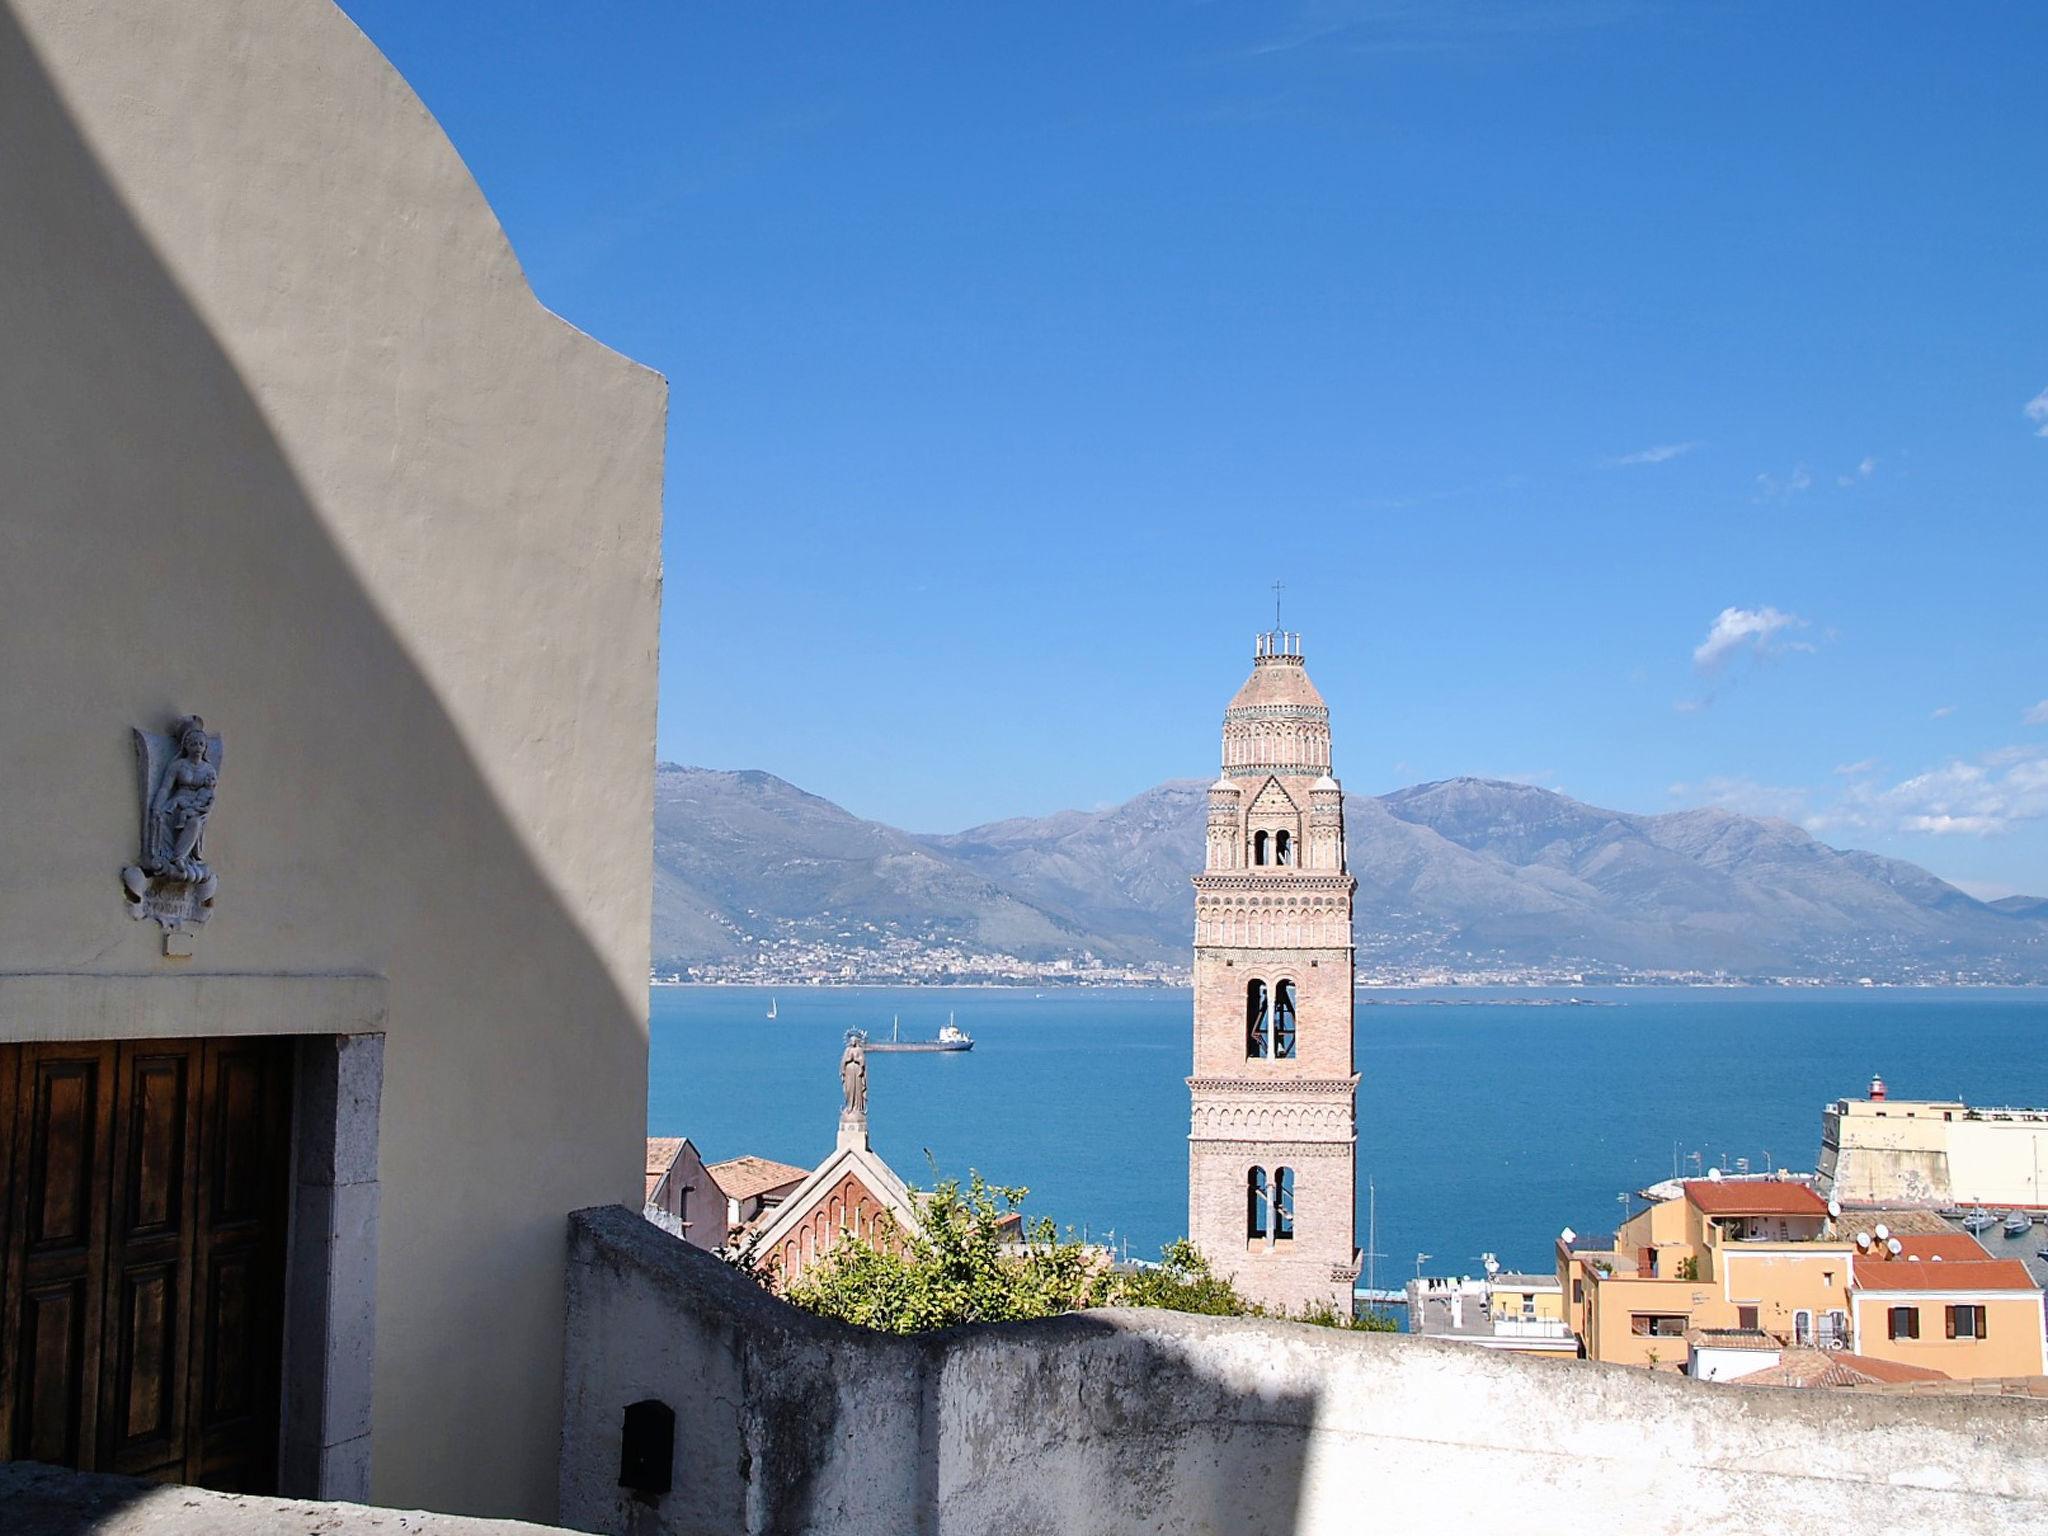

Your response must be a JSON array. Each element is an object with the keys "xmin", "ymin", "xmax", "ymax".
[{"xmin": 771, "ymin": 1173, "xmax": 1394, "ymax": 1334}]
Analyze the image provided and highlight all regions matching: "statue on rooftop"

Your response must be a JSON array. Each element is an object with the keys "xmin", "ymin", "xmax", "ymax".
[
  {"xmin": 840, "ymin": 1031, "xmax": 868, "ymax": 1119},
  {"xmin": 120, "ymin": 714, "xmax": 224, "ymax": 929}
]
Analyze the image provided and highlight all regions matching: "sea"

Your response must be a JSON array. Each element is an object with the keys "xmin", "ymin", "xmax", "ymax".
[{"xmin": 649, "ymin": 985, "xmax": 2048, "ymax": 1309}]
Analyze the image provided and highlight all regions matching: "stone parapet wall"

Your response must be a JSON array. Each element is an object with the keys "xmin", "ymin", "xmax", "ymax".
[
  {"xmin": 561, "ymin": 1206, "xmax": 2048, "ymax": 1536},
  {"xmin": 0, "ymin": 1462, "xmax": 570, "ymax": 1535}
]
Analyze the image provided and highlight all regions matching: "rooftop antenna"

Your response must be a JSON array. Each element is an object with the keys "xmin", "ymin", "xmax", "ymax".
[{"xmin": 1272, "ymin": 579, "xmax": 1285, "ymax": 632}]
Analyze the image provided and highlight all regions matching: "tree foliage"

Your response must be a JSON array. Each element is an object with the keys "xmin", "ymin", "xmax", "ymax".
[{"xmin": 771, "ymin": 1173, "xmax": 1396, "ymax": 1335}]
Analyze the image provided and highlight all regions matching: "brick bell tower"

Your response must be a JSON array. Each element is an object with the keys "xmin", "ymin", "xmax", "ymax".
[{"xmin": 1188, "ymin": 627, "xmax": 1359, "ymax": 1315}]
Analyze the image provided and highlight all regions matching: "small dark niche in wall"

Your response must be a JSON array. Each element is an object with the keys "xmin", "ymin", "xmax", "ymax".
[{"xmin": 619, "ymin": 1398, "xmax": 675, "ymax": 1500}]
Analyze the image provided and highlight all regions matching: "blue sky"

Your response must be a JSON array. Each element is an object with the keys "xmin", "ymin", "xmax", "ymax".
[{"xmin": 339, "ymin": 1, "xmax": 2048, "ymax": 896}]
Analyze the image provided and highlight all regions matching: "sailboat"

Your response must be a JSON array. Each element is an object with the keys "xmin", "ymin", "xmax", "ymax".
[{"xmin": 765, "ymin": 996, "xmax": 777, "ymax": 1020}]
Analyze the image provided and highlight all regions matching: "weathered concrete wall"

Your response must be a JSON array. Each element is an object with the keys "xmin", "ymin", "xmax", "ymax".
[
  {"xmin": 1, "ymin": 0, "xmax": 663, "ymax": 1519},
  {"xmin": 565, "ymin": 1206, "xmax": 2048, "ymax": 1536}
]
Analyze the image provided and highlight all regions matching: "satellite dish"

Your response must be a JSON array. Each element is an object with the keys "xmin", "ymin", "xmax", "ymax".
[
  {"xmin": 1887, "ymin": 1237, "xmax": 1903, "ymax": 1256},
  {"xmin": 1560, "ymin": 1226, "xmax": 1576, "ymax": 1244},
  {"xmin": 1707, "ymin": 1167, "xmax": 1724, "ymax": 1182},
  {"xmin": 1874, "ymin": 1223, "xmax": 1890, "ymax": 1241},
  {"xmin": 1827, "ymin": 1198, "xmax": 1841, "ymax": 1218},
  {"xmin": 1854, "ymin": 1232, "xmax": 1871, "ymax": 1250}
]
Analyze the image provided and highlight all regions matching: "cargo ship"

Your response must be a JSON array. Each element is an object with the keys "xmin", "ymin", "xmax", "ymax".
[{"xmin": 863, "ymin": 1013, "xmax": 974, "ymax": 1053}]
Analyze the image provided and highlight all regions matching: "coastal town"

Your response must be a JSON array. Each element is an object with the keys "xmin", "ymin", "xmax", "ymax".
[{"xmin": 6, "ymin": 3, "xmax": 2045, "ymax": 1534}]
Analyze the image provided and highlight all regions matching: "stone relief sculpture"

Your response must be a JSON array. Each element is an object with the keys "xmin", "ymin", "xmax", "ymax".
[
  {"xmin": 840, "ymin": 1031, "xmax": 868, "ymax": 1119},
  {"xmin": 119, "ymin": 715, "xmax": 224, "ymax": 929}
]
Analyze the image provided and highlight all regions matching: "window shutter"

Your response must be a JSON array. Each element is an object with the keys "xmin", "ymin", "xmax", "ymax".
[
  {"xmin": 1978, "ymin": 1306, "xmax": 1988, "ymax": 1340},
  {"xmin": 1945, "ymin": 1306, "xmax": 1957, "ymax": 1340}
]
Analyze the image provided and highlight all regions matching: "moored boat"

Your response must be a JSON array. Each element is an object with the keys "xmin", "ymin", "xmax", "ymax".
[
  {"xmin": 2002, "ymin": 1210, "xmax": 2033, "ymax": 1238},
  {"xmin": 1962, "ymin": 1206, "xmax": 1997, "ymax": 1234}
]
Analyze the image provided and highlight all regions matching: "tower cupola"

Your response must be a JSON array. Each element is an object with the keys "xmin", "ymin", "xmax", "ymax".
[{"xmin": 1221, "ymin": 631, "xmax": 1332, "ymax": 778}]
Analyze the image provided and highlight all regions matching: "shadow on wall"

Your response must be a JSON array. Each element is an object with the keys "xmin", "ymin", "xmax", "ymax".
[
  {"xmin": 0, "ymin": 6, "xmax": 648, "ymax": 1517},
  {"xmin": 560, "ymin": 1208, "xmax": 1314, "ymax": 1536},
  {"xmin": 564, "ymin": 1208, "xmax": 2048, "ymax": 1536}
]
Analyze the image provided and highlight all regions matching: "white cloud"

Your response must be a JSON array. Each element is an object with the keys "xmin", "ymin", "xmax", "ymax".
[
  {"xmin": 1608, "ymin": 441, "xmax": 1700, "ymax": 467},
  {"xmin": 2026, "ymin": 387, "xmax": 2048, "ymax": 438},
  {"xmin": 1930, "ymin": 704, "xmax": 1956, "ymax": 720},
  {"xmin": 2025, "ymin": 700, "xmax": 2048, "ymax": 726},
  {"xmin": 1833, "ymin": 758, "xmax": 1880, "ymax": 776},
  {"xmin": 1754, "ymin": 464, "xmax": 1812, "ymax": 498},
  {"xmin": 1669, "ymin": 777, "xmax": 1809, "ymax": 822},
  {"xmin": 1836, "ymin": 455, "xmax": 1878, "ymax": 488},
  {"xmin": 1809, "ymin": 747, "xmax": 2048, "ymax": 839},
  {"xmin": 1692, "ymin": 606, "xmax": 1810, "ymax": 671}
]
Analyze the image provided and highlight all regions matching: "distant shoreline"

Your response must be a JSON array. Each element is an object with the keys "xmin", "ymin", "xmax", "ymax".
[{"xmin": 652, "ymin": 980, "xmax": 2048, "ymax": 993}]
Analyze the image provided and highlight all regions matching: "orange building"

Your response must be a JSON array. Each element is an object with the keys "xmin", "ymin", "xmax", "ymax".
[
  {"xmin": 1560, "ymin": 1177, "xmax": 2047, "ymax": 1380},
  {"xmin": 1849, "ymin": 1258, "xmax": 2046, "ymax": 1378}
]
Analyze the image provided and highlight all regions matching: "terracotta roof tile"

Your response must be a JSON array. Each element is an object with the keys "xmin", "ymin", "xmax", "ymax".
[
  {"xmin": 645, "ymin": 1137, "xmax": 686, "ymax": 1178},
  {"xmin": 707, "ymin": 1155, "xmax": 812, "ymax": 1201},
  {"xmin": 1852, "ymin": 1258, "xmax": 2037, "ymax": 1292},
  {"xmin": 1684, "ymin": 1180, "xmax": 1828, "ymax": 1218},
  {"xmin": 1893, "ymin": 1233, "xmax": 1995, "ymax": 1262},
  {"xmin": 1738, "ymin": 1349, "xmax": 1950, "ymax": 1388}
]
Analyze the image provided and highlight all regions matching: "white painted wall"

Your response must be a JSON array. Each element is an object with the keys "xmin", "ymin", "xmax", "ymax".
[
  {"xmin": 0, "ymin": 0, "xmax": 663, "ymax": 1519},
  {"xmin": 1686, "ymin": 1344, "xmax": 1782, "ymax": 1382},
  {"xmin": 566, "ymin": 1208, "xmax": 2048, "ymax": 1536}
]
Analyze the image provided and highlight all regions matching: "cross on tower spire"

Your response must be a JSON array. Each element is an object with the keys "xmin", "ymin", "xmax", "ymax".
[{"xmin": 1272, "ymin": 579, "xmax": 1284, "ymax": 631}]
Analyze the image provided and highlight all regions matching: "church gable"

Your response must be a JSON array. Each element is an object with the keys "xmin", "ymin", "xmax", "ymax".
[{"xmin": 747, "ymin": 1141, "xmax": 920, "ymax": 1286}]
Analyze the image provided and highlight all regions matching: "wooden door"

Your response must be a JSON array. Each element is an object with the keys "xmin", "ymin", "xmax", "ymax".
[{"xmin": 0, "ymin": 1037, "xmax": 292, "ymax": 1491}]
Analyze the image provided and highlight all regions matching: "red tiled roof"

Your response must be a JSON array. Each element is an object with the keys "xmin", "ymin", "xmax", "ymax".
[
  {"xmin": 1852, "ymin": 1258, "xmax": 2037, "ymax": 1293},
  {"xmin": 1842, "ymin": 1353, "xmax": 1955, "ymax": 1384},
  {"xmin": 1684, "ymin": 1180, "xmax": 1828, "ymax": 1218},
  {"xmin": 707, "ymin": 1155, "xmax": 812, "ymax": 1201},
  {"xmin": 1738, "ymin": 1349, "xmax": 1950, "ymax": 1389},
  {"xmin": 1894, "ymin": 1233, "xmax": 1994, "ymax": 1262}
]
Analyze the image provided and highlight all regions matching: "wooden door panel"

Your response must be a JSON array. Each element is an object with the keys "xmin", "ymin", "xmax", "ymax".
[
  {"xmin": 20, "ymin": 1277, "xmax": 87, "ymax": 1464},
  {"xmin": 186, "ymin": 1039, "xmax": 291, "ymax": 1492},
  {"xmin": 24, "ymin": 1057, "xmax": 100, "ymax": 1253},
  {"xmin": 6, "ymin": 1044, "xmax": 114, "ymax": 1468},
  {"xmin": 2, "ymin": 1036, "xmax": 289, "ymax": 1492},
  {"xmin": 115, "ymin": 1263, "xmax": 177, "ymax": 1445},
  {"xmin": 122, "ymin": 1055, "xmax": 188, "ymax": 1240},
  {"xmin": 100, "ymin": 1042, "xmax": 202, "ymax": 1477}
]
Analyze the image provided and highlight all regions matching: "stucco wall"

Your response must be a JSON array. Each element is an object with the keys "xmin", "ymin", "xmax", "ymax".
[
  {"xmin": 564, "ymin": 1207, "xmax": 2048, "ymax": 1536},
  {"xmin": 1, "ymin": 0, "xmax": 662, "ymax": 1520}
]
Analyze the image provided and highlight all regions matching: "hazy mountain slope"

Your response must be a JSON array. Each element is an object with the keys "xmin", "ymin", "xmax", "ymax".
[
  {"xmin": 651, "ymin": 766, "xmax": 1100, "ymax": 970},
  {"xmin": 921, "ymin": 781, "xmax": 1210, "ymax": 957},
  {"xmin": 652, "ymin": 767, "xmax": 2048, "ymax": 980}
]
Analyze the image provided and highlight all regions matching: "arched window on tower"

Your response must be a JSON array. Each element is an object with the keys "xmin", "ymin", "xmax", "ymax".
[
  {"xmin": 1246, "ymin": 1167, "xmax": 1269, "ymax": 1239},
  {"xmin": 1273, "ymin": 1167, "xmax": 1295, "ymax": 1240},
  {"xmin": 1273, "ymin": 981, "xmax": 1297, "ymax": 1058},
  {"xmin": 1252, "ymin": 830, "xmax": 1269, "ymax": 866},
  {"xmin": 1245, "ymin": 980, "xmax": 1270, "ymax": 1058},
  {"xmin": 1274, "ymin": 829, "xmax": 1293, "ymax": 866}
]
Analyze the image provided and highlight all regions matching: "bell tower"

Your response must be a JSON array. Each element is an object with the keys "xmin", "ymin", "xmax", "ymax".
[{"xmin": 1188, "ymin": 629, "xmax": 1359, "ymax": 1315}]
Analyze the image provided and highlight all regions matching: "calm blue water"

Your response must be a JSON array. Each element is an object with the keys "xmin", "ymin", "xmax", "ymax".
[{"xmin": 649, "ymin": 986, "xmax": 2048, "ymax": 1290}]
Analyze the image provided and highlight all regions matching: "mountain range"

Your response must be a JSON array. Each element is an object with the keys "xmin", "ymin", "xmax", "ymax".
[{"xmin": 652, "ymin": 765, "xmax": 2048, "ymax": 982}]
